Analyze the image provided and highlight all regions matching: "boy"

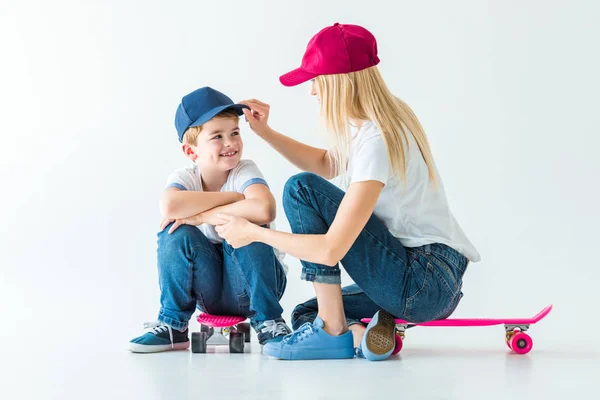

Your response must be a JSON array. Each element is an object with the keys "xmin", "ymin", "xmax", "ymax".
[{"xmin": 128, "ymin": 87, "xmax": 291, "ymax": 353}]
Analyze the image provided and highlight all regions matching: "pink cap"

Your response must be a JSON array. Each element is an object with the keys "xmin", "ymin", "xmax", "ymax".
[{"xmin": 279, "ymin": 23, "xmax": 380, "ymax": 87}]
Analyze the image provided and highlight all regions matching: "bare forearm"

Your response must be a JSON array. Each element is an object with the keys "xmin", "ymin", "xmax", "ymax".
[
  {"xmin": 160, "ymin": 191, "xmax": 244, "ymax": 219},
  {"xmin": 258, "ymin": 127, "xmax": 333, "ymax": 179},
  {"xmin": 202, "ymin": 199, "xmax": 275, "ymax": 226},
  {"xmin": 252, "ymin": 226, "xmax": 336, "ymax": 266}
]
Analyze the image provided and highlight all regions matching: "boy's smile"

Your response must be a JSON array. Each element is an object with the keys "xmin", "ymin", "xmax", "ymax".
[{"xmin": 187, "ymin": 117, "xmax": 243, "ymax": 172}]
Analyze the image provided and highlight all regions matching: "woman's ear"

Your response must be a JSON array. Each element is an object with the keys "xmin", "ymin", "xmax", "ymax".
[
  {"xmin": 182, "ymin": 143, "xmax": 198, "ymax": 162},
  {"xmin": 310, "ymin": 79, "xmax": 318, "ymax": 96}
]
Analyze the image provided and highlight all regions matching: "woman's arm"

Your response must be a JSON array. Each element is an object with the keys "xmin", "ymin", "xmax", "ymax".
[
  {"xmin": 216, "ymin": 180, "xmax": 384, "ymax": 266},
  {"xmin": 241, "ymin": 99, "xmax": 336, "ymax": 179}
]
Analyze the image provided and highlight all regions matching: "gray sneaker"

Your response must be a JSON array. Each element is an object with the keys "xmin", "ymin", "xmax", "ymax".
[{"xmin": 257, "ymin": 319, "xmax": 292, "ymax": 345}]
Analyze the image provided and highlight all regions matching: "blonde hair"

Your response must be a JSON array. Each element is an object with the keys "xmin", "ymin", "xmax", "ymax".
[
  {"xmin": 316, "ymin": 66, "xmax": 437, "ymax": 185},
  {"xmin": 182, "ymin": 109, "xmax": 240, "ymax": 146}
]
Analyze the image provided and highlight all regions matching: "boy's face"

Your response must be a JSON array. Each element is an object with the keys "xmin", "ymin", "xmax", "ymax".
[{"xmin": 183, "ymin": 117, "xmax": 243, "ymax": 172}]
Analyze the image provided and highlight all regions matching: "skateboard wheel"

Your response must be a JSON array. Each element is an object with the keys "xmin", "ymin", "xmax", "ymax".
[
  {"xmin": 391, "ymin": 332, "xmax": 403, "ymax": 355},
  {"xmin": 192, "ymin": 332, "xmax": 207, "ymax": 353},
  {"xmin": 229, "ymin": 332, "xmax": 245, "ymax": 353},
  {"xmin": 510, "ymin": 332, "xmax": 533, "ymax": 354},
  {"xmin": 238, "ymin": 322, "xmax": 251, "ymax": 343}
]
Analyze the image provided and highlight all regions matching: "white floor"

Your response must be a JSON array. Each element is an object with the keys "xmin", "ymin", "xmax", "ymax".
[{"xmin": 3, "ymin": 324, "xmax": 597, "ymax": 400}]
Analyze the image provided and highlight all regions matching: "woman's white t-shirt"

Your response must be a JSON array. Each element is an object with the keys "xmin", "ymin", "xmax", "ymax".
[{"xmin": 344, "ymin": 121, "xmax": 481, "ymax": 262}]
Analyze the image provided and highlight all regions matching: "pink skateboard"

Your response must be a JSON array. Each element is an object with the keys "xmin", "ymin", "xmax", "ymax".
[
  {"xmin": 191, "ymin": 314, "xmax": 251, "ymax": 354},
  {"xmin": 361, "ymin": 304, "xmax": 553, "ymax": 355}
]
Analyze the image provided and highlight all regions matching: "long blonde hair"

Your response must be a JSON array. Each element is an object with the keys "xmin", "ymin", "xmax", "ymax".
[{"xmin": 316, "ymin": 66, "xmax": 437, "ymax": 185}]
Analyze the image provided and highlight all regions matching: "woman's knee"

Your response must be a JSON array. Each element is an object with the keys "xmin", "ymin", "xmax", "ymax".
[
  {"xmin": 283, "ymin": 172, "xmax": 320, "ymax": 200},
  {"xmin": 283, "ymin": 172, "xmax": 324, "ymax": 216}
]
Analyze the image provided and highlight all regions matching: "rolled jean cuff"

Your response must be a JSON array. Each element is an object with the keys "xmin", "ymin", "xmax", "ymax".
[
  {"xmin": 300, "ymin": 266, "xmax": 341, "ymax": 285},
  {"xmin": 158, "ymin": 312, "xmax": 188, "ymax": 331}
]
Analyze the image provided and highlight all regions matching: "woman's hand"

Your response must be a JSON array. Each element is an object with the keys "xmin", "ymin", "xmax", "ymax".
[
  {"xmin": 214, "ymin": 213, "xmax": 258, "ymax": 248},
  {"xmin": 240, "ymin": 99, "xmax": 271, "ymax": 136}
]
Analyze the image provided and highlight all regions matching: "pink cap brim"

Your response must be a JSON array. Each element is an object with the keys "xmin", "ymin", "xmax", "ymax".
[{"xmin": 279, "ymin": 67, "xmax": 317, "ymax": 87}]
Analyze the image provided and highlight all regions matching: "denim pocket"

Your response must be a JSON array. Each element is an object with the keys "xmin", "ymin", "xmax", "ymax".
[
  {"xmin": 429, "ymin": 244, "xmax": 468, "ymax": 275},
  {"xmin": 437, "ymin": 291, "xmax": 464, "ymax": 320},
  {"xmin": 404, "ymin": 260, "xmax": 457, "ymax": 323},
  {"xmin": 428, "ymin": 245, "xmax": 467, "ymax": 297}
]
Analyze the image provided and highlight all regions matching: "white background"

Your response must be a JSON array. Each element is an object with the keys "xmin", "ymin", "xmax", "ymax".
[{"xmin": 1, "ymin": 1, "xmax": 599, "ymax": 399}]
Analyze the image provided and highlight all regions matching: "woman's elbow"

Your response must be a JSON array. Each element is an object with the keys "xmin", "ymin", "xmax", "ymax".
[
  {"xmin": 321, "ymin": 232, "xmax": 352, "ymax": 266},
  {"xmin": 321, "ymin": 246, "xmax": 344, "ymax": 267},
  {"xmin": 322, "ymin": 257, "xmax": 339, "ymax": 267}
]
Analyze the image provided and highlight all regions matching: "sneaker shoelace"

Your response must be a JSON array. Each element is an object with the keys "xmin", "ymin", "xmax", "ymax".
[
  {"xmin": 143, "ymin": 321, "xmax": 174, "ymax": 348},
  {"xmin": 282, "ymin": 322, "xmax": 315, "ymax": 344},
  {"xmin": 260, "ymin": 320, "xmax": 290, "ymax": 337}
]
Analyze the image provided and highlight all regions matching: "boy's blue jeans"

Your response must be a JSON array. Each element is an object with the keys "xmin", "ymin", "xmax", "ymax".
[
  {"xmin": 284, "ymin": 173, "xmax": 469, "ymax": 329},
  {"xmin": 157, "ymin": 224, "xmax": 286, "ymax": 331}
]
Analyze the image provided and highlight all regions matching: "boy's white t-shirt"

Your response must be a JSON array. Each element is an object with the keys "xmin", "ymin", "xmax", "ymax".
[
  {"xmin": 344, "ymin": 121, "xmax": 481, "ymax": 262},
  {"xmin": 165, "ymin": 159, "xmax": 287, "ymax": 272}
]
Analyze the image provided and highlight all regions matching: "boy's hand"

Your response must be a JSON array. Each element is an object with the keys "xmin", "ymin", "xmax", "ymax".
[
  {"xmin": 167, "ymin": 214, "xmax": 201, "ymax": 234},
  {"xmin": 160, "ymin": 214, "xmax": 212, "ymax": 234},
  {"xmin": 240, "ymin": 99, "xmax": 271, "ymax": 136},
  {"xmin": 160, "ymin": 218, "xmax": 175, "ymax": 231}
]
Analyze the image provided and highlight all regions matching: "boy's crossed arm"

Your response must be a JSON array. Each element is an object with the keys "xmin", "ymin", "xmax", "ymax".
[
  {"xmin": 160, "ymin": 189, "xmax": 244, "ymax": 219},
  {"xmin": 200, "ymin": 184, "xmax": 275, "ymax": 226},
  {"xmin": 160, "ymin": 184, "xmax": 276, "ymax": 233}
]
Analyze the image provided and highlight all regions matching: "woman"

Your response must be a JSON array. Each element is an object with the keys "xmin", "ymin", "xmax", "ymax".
[{"xmin": 215, "ymin": 23, "xmax": 480, "ymax": 361}]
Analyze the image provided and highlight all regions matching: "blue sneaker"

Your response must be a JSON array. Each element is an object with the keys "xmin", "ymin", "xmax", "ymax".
[
  {"xmin": 257, "ymin": 319, "xmax": 292, "ymax": 345},
  {"xmin": 128, "ymin": 322, "xmax": 190, "ymax": 353},
  {"xmin": 359, "ymin": 310, "xmax": 396, "ymax": 361},
  {"xmin": 263, "ymin": 316, "xmax": 355, "ymax": 360}
]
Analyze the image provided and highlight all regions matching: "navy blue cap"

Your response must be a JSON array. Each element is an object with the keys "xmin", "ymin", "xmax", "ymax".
[{"xmin": 174, "ymin": 87, "xmax": 249, "ymax": 142}]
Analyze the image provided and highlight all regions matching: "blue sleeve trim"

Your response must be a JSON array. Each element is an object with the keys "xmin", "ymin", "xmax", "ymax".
[
  {"xmin": 240, "ymin": 178, "xmax": 268, "ymax": 193},
  {"xmin": 165, "ymin": 183, "xmax": 187, "ymax": 191}
]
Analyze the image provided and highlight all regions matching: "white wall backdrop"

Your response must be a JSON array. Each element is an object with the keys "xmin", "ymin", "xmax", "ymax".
[{"xmin": 1, "ymin": 0, "xmax": 599, "ymax": 354}]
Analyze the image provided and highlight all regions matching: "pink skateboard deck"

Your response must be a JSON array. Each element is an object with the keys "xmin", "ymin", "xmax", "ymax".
[
  {"xmin": 361, "ymin": 305, "xmax": 552, "ymax": 355},
  {"xmin": 197, "ymin": 313, "xmax": 246, "ymax": 328}
]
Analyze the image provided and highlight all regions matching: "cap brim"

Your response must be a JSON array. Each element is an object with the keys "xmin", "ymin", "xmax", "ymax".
[
  {"xmin": 279, "ymin": 67, "xmax": 316, "ymax": 87},
  {"xmin": 189, "ymin": 104, "xmax": 250, "ymax": 128}
]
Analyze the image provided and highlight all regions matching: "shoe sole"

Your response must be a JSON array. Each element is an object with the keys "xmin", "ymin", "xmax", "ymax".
[
  {"xmin": 128, "ymin": 340, "xmax": 190, "ymax": 353},
  {"xmin": 365, "ymin": 310, "xmax": 396, "ymax": 356},
  {"xmin": 263, "ymin": 346, "xmax": 355, "ymax": 360}
]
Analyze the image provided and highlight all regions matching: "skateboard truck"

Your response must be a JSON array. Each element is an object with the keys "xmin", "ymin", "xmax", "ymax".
[{"xmin": 192, "ymin": 314, "xmax": 251, "ymax": 354}]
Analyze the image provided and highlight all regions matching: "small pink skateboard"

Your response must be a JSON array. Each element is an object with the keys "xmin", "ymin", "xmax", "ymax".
[
  {"xmin": 361, "ymin": 304, "xmax": 553, "ymax": 355},
  {"xmin": 191, "ymin": 314, "xmax": 251, "ymax": 354}
]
